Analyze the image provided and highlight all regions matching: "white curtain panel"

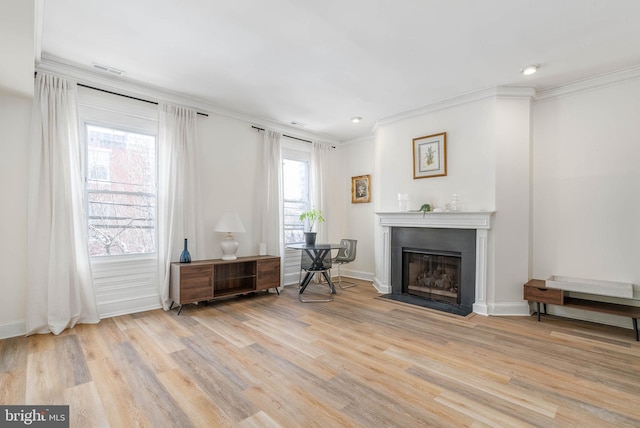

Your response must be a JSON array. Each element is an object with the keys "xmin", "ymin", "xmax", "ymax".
[
  {"xmin": 262, "ymin": 130, "xmax": 284, "ymax": 260},
  {"xmin": 26, "ymin": 74, "xmax": 99, "ymax": 335},
  {"xmin": 157, "ymin": 103, "xmax": 203, "ymax": 310},
  {"xmin": 310, "ymin": 142, "xmax": 332, "ymax": 243}
]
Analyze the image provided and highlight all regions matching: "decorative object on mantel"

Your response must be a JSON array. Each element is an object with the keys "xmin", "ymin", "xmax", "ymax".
[
  {"xmin": 418, "ymin": 204, "xmax": 431, "ymax": 217},
  {"xmin": 351, "ymin": 174, "xmax": 371, "ymax": 203},
  {"xmin": 179, "ymin": 238, "xmax": 191, "ymax": 263},
  {"xmin": 299, "ymin": 208, "xmax": 325, "ymax": 245},
  {"xmin": 413, "ymin": 132, "xmax": 447, "ymax": 179},
  {"xmin": 398, "ymin": 193, "xmax": 409, "ymax": 211},
  {"xmin": 214, "ymin": 212, "xmax": 246, "ymax": 260},
  {"xmin": 449, "ymin": 193, "xmax": 462, "ymax": 211}
]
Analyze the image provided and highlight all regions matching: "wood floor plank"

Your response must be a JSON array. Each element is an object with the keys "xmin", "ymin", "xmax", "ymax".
[
  {"xmin": 25, "ymin": 347, "xmax": 63, "ymax": 404},
  {"xmin": 0, "ymin": 337, "xmax": 28, "ymax": 404},
  {"xmin": 132, "ymin": 310, "xmax": 191, "ymax": 354},
  {"xmin": 157, "ymin": 368, "xmax": 236, "ymax": 427},
  {"xmin": 170, "ymin": 344, "xmax": 259, "ymax": 422},
  {"xmin": 2, "ymin": 278, "xmax": 640, "ymax": 426},
  {"xmin": 85, "ymin": 355, "xmax": 155, "ymax": 427},
  {"xmin": 62, "ymin": 381, "xmax": 110, "ymax": 428},
  {"xmin": 110, "ymin": 341, "xmax": 194, "ymax": 428},
  {"xmin": 237, "ymin": 410, "xmax": 283, "ymax": 428},
  {"xmin": 123, "ymin": 327, "xmax": 179, "ymax": 374},
  {"xmin": 191, "ymin": 312, "xmax": 257, "ymax": 348},
  {"xmin": 55, "ymin": 334, "xmax": 92, "ymax": 388}
]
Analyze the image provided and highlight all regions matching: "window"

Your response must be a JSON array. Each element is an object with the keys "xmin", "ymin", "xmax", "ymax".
[
  {"xmin": 282, "ymin": 143, "xmax": 311, "ymax": 244},
  {"xmin": 85, "ymin": 124, "xmax": 157, "ymax": 257}
]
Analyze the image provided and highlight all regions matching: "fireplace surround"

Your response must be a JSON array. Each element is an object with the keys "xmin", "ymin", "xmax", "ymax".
[{"xmin": 375, "ymin": 211, "xmax": 494, "ymax": 315}]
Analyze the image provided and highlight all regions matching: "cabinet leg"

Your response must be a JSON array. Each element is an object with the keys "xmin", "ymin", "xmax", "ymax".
[
  {"xmin": 633, "ymin": 318, "xmax": 638, "ymax": 341},
  {"xmin": 177, "ymin": 305, "xmax": 183, "ymax": 316},
  {"xmin": 275, "ymin": 287, "xmax": 280, "ymax": 295},
  {"xmin": 543, "ymin": 303, "xmax": 547, "ymax": 314},
  {"xmin": 169, "ymin": 301, "xmax": 174, "ymax": 310},
  {"xmin": 536, "ymin": 302, "xmax": 541, "ymax": 321}
]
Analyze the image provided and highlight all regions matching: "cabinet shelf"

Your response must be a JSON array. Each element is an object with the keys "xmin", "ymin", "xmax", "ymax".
[{"xmin": 170, "ymin": 255, "xmax": 280, "ymax": 314}]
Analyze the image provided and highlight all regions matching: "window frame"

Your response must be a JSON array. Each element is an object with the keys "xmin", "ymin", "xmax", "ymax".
[
  {"xmin": 78, "ymin": 89, "xmax": 159, "ymax": 260},
  {"xmin": 282, "ymin": 139, "xmax": 312, "ymax": 245}
]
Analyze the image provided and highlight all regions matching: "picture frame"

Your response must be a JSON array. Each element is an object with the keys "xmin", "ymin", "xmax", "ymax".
[
  {"xmin": 351, "ymin": 174, "xmax": 371, "ymax": 203},
  {"xmin": 413, "ymin": 132, "xmax": 447, "ymax": 179}
]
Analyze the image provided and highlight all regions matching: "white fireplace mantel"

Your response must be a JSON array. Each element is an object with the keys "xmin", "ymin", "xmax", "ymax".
[
  {"xmin": 377, "ymin": 211, "xmax": 493, "ymax": 229},
  {"xmin": 374, "ymin": 211, "xmax": 495, "ymax": 315}
]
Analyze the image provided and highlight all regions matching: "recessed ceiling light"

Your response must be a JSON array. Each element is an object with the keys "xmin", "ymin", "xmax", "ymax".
[
  {"xmin": 290, "ymin": 121, "xmax": 305, "ymax": 127},
  {"xmin": 351, "ymin": 116, "xmax": 362, "ymax": 123},
  {"xmin": 521, "ymin": 64, "xmax": 538, "ymax": 75}
]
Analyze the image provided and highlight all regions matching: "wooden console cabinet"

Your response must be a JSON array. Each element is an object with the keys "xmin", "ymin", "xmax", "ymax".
[
  {"xmin": 170, "ymin": 255, "xmax": 280, "ymax": 314},
  {"xmin": 524, "ymin": 279, "xmax": 640, "ymax": 341}
]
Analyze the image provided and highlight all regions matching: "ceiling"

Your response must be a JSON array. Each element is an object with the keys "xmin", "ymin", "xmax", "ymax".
[{"xmin": 40, "ymin": 0, "xmax": 640, "ymax": 142}]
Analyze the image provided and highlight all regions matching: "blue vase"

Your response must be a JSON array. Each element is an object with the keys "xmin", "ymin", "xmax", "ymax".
[{"xmin": 180, "ymin": 238, "xmax": 191, "ymax": 263}]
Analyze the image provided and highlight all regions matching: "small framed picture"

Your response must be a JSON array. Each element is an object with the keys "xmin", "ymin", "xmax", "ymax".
[
  {"xmin": 413, "ymin": 132, "xmax": 447, "ymax": 179},
  {"xmin": 351, "ymin": 174, "xmax": 371, "ymax": 203}
]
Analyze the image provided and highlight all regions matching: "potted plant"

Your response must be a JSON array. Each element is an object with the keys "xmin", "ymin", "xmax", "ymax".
[{"xmin": 299, "ymin": 208, "xmax": 325, "ymax": 245}]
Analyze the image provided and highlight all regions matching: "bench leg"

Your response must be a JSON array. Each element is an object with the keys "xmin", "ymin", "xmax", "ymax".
[{"xmin": 633, "ymin": 318, "xmax": 638, "ymax": 342}]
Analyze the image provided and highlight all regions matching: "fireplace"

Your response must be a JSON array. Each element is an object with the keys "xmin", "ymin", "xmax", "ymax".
[
  {"xmin": 375, "ymin": 211, "xmax": 494, "ymax": 315},
  {"xmin": 390, "ymin": 227, "xmax": 476, "ymax": 315}
]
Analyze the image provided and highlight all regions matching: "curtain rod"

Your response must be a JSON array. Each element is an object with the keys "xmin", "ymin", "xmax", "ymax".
[
  {"xmin": 34, "ymin": 72, "xmax": 208, "ymax": 117},
  {"xmin": 78, "ymin": 83, "xmax": 209, "ymax": 117},
  {"xmin": 251, "ymin": 126, "xmax": 335, "ymax": 148}
]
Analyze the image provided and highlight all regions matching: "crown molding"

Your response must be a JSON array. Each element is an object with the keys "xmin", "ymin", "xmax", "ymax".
[
  {"xmin": 372, "ymin": 86, "xmax": 536, "ymax": 132},
  {"xmin": 36, "ymin": 55, "xmax": 341, "ymax": 146},
  {"xmin": 535, "ymin": 65, "xmax": 640, "ymax": 102},
  {"xmin": 340, "ymin": 134, "xmax": 375, "ymax": 146},
  {"xmin": 495, "ymin": 86, "xmax": 537, "ymax": 98}
]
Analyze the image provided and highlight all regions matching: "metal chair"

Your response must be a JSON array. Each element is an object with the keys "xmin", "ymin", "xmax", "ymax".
[
  {"xmin": 332, "ymin": 239, "xmax": 357, "ymax": 289},
  {"xmin": 298, "ymin": 249, "xmax": 333, "ymax": 302}
]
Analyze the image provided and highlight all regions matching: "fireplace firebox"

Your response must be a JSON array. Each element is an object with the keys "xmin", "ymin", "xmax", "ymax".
[
  {"xmin": 389, "ymin": 227, "xmax": 476, "ymax": 315},
  {"xmin": 403, "ymin": 249, "xmax": 461, "ymax": 305}
]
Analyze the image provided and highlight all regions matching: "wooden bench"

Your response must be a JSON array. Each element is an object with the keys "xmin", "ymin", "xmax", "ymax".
[{"xmin": 524, "ymin": 279, "xmax": 640, "ymax": 341}]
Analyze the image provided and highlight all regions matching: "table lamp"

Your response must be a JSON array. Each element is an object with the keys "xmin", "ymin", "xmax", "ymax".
[{"xmin": 214, "ymin": 212, "xmax": 246, "ymax": 260}]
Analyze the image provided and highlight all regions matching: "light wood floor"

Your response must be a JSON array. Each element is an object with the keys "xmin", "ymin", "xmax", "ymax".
[{"xmin": 2, "ymin": 280, "xmax": 640, "ymax": 427}]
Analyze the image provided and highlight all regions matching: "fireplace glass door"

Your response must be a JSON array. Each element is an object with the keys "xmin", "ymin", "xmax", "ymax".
[{"xmin": 403, "ymin": 249, "xmax": 461, "ymax": 305}]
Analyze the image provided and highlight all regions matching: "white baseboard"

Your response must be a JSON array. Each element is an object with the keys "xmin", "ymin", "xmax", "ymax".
[
  {"xmin": 0, "ymin": 321, "xmax": 26, "ymax": 339},
  {"xmin": 340, "ymin": 268, "xmax": 374, "ymax": 282},
  {"xmin": 472, "ymin": 303, "xmax": 489, "ymax": 316},
  {"xmin": 488, "ymin": 301, "xmax": 531, "ymax": 316},
  {"xmin": 98, "ymin": 295, "xmax": 161, "ymax": 319},
  {"xmin": 372, "ymin": 278, "xmax": 391, "ymax": 294}
]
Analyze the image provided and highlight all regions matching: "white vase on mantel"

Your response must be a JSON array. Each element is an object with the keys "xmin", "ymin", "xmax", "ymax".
[{"xmin": 450, "ymin": 194, "xmax": 462, "ymax": 211}]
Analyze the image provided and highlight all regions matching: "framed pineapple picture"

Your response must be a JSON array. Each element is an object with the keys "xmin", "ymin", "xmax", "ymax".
[{"xmin": 413, "ymin": 132, "xmax": 447, "ymax": 179}]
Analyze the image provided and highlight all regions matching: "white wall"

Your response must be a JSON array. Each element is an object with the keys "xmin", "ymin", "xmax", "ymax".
[
  {"xmin": 0, "ymin": 0, "xmax": 34, "ymax": 338},
  {"xmin": 492, "ymin": 96, "xmax": 533, "ymax": 313},
  {"xmin": 339, "ymin": 137, "xmax": 376, "ymax": 280},
  {"xmin": 0, "ymin": 93, "xmax": 31, "ymax": 337},
  {"xmin": 0, "ymin": 0, "xmax": 35, "ymax": 97},
  {"xmin": 197, "ymin": 115, "xmax": 263, "ymax": 259},
  {"xmin": 374, "ymin": 98, "xmax": 497, "ymax": 213},
  {"xmin": 532, "ymin": 78, "xmax": 640, "ymax": 326}
]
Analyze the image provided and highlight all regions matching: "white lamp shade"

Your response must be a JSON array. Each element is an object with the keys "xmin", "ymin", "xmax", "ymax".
[{"xmin": 214, "ymin": 212, "xmax": 246, "ymax": 233}]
